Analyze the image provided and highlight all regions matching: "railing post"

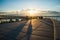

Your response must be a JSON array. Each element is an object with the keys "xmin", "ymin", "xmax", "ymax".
[
  {"xmin": 10, "ymin": 19, "xmax": 12, "ymax": 22},
  {"xmin": 16, "ymin": 18, "xmax": 19, "ymax": 22}
]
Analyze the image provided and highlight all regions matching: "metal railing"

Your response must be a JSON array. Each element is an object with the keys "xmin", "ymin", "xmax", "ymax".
[
  {"xmin": 43, "ymin": 16, "xmax": 60, "ymax": 21},
  {"xmin": 43, "ymin": 16, "xmax": 60, "ymax": 40}
]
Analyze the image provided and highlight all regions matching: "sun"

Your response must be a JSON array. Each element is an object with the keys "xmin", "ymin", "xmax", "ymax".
[{"xmin": 28, "ymin": 9, "xmax": 37, "ymax": 16}]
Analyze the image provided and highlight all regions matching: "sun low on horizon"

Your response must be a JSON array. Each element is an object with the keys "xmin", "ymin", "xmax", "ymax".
[
  {"xmin": 0, "ymin": 0, "xmax": 60, "ymax": 17},
  {"xmin": 27, "ymin": 9, "xmax": 38, "ymax": 16},
  {"xmin": 0, "ymin": 0, "xmax": 60, "ymax": 12}
]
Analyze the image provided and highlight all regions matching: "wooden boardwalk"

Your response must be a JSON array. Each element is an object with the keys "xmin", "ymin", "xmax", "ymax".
[{"xmin": 0, "ymin": 19, "xmax": 60, "ymax": 40}]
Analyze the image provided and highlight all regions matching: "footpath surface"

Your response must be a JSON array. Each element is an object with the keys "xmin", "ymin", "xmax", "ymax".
[{"xmin": 0, "ymin": 19, "xmax": 60, "ymax": 40}]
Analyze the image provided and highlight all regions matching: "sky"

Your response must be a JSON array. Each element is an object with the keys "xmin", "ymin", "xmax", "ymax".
[{"xmin": 0, "ymin": 0, "xmax": 60, "ymax": 12}]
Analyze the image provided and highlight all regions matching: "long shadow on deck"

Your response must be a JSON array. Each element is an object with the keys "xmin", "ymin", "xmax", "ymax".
[
  {"xmin": 26, "ymin": 20, "xmax": 32, "ymax": 40},
  {"xmin": 1, "ymin": 21, "xmax": 26, "ymax": 40}
]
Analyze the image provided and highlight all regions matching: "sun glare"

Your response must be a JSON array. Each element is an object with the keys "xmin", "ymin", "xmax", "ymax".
[{"xmin": 28, "ymin": 9, "xmax": 37, "ymax": 16}]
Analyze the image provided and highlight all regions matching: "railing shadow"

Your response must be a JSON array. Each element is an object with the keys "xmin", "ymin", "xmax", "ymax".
[
  {"xmin": 1, "ymin": 21, "xmax": 26, "ymax": 40},
  {"xmin": 26, "ymin": 20, "xmax": 32, "ymax": 40}
]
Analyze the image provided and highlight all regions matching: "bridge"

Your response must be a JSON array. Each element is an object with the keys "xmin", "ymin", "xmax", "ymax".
[{"xmin": 0, "ymin": 15, "xmax": 60, "ymax": 40}]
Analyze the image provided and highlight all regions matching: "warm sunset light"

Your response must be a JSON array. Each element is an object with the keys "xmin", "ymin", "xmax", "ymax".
[
  {"xmin": 0, "ymin": 0, "xmax": 60, "ymax": 40},
  {"xmin": 28, "ymin": 9, "xmax": 38, "ymax": 16}
]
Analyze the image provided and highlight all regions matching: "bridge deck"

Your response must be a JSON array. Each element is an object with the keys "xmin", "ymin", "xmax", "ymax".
[{"xmin": 0, "ymin": 19, "xmax": 60, "ymax": 40}]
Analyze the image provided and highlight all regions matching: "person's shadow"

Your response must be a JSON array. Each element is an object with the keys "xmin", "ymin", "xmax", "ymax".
[{"xmin": 26, "ymin": 20, "xmax": 32, "ymax": 40}]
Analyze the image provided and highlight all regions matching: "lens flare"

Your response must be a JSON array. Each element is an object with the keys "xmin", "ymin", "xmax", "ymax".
[{"xmin": 28, "ymin": 9, "xmax": 38, "ymax": 16}]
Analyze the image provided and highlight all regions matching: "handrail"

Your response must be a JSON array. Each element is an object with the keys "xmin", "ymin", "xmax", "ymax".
[{"xmin": 50, "ymin": 18, "xmax": 56, "ymax": 40}]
